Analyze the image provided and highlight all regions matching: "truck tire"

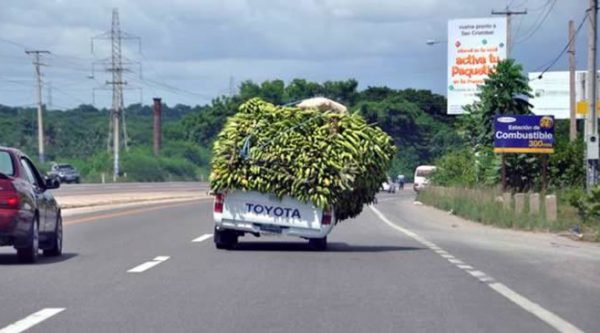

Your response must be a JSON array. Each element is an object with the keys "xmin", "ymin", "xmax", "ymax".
[
  {"xmin": 308, "ymin": 237, "xmax": 327, "ymax": 251},
  {"xmin": 214, "ymin": 227, "xmax": 237, "ymax": 250}
]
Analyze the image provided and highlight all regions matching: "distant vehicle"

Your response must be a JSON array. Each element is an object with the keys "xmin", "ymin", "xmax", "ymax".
[
  {"xmin": 213, "ymin": 190, "xmax": 335, "ymax": 250},
  {"xmin": 0, "ymin": 147, "xmax": 62, "ymax": 263},
  {"xmin": 381, "ymin": 177, "xmax": 396, "ymax": 193},
  {"xmin": 413, "ymin": 165, "xmax": 436, "ymax": 192},
  {"xmin": 397, "ymin": 174, "xmax": 405, "ymax": 189},
  {"xmin": 49, "ymin": 163, "xmax": 80, "ymax": 184}
]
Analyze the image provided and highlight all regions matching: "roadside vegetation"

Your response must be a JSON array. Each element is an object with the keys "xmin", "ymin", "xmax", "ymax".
[
  {"xmin": 419, "ymin": 59, "xmax": 600, "ymax": 241},
  {"xmin": 0, "ymin": 79, "xmax": 461, "ymax": 183}
]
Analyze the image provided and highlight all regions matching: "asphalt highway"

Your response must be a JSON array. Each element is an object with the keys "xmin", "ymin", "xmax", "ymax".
[{"xmin": 0, "ymin": 188, "xmax": 598, "ymax": 332}]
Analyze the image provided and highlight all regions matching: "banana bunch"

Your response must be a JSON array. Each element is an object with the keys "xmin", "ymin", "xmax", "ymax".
[{"xmin": 210, "ymin": 98, "xmax": 396, "ymax": 221}]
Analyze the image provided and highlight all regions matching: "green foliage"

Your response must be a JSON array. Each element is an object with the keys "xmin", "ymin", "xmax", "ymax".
[
  {"xmin": 459, "ymin": 59, "xmax": 532, "ymax": 149},
  {"xmin": 430, "ymin": 149, "xmax": 476, "ymax": 187},
  {"xmin": 1, "ymin": 79, "xmax": 460, "ymax": 183},
  {"xmin": 568, "ymin": 185, "xmax": 600, "ymax": 223},
  {"xmin": 455, "ymin": 59, "xmax": 541, "ymax": 191},
  {"xmin": 121, "ymin": 147, "xmax": 198, "ymax": 182},
  {"xmin": 549, "ymin": 137, "xmax": 585, "ymax": 189}
]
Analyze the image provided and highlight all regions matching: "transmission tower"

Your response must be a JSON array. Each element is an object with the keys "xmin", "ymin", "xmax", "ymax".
[{"xmin": 91, "ymin": 8, "xmax": 140, "ymax": 181}]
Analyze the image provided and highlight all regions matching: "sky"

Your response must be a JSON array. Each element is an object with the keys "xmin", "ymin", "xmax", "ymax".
[{"xmin": 0, "ymin": 0, "xmax": 589, "ymax": 109}]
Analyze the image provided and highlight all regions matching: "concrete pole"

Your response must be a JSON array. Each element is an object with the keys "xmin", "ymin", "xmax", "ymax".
[
  {"xmin": 587, "ymin": 0, "xmax": 599, "ymax": 190},
  {"xmin": 35, "ymin": 57, "xmax": 44, "ymax": 163},
  {"xmin": 153, "ymin": 98, "xmax": 162, "ymax": 156},
  {"xmin": 25, "ymin": 50, "xmax": 50, "ymax": 163},
  {"xmin": 569, "ymin": 20, "xmax": 577, "ymax": 141}
]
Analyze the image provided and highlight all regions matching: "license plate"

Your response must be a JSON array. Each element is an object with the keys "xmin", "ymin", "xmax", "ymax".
[{"xmin": 259, "ymin": 224, "xmax": 282, "ymax": 234}]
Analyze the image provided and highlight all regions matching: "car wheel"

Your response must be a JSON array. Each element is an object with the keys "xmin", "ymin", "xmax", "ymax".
[
  {"xmin": 308, "ymin": 237, "xmax": 327, "ymax": 251},
  {"xmin": 17, "ymin": 218, "xmax": 39, "ymax": 263},
  {"xmin": 214, "ymin": 227, "xmax": 237, "ymax": 250},
  {"xmin": 44, "ymin": 214, "xmax": 63, "ymax": 257}
]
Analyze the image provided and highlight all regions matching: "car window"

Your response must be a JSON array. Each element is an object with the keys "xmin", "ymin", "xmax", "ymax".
[
  {"xmin": 416, "ymin": 169, "xmax": 433, "ymax": 177},
  {"xmin": 20, "ymin": 158, "xmax": 43, "ymax": 187},
  {"xmin": 20, "ymin": 158, "xmax": 36, "ymax": 184},
  {"xmin": 0, "ymin": 151, "xmax": 14, "ymax": 176}
]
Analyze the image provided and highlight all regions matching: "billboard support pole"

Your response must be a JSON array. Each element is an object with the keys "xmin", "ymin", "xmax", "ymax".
[
  {"xmin": 501, "ymin": 155, "xmax": 507, "ymax": 192},
  {"xmin": 542, "ymin": 154, "xmax": 548, "ymax": 194}
]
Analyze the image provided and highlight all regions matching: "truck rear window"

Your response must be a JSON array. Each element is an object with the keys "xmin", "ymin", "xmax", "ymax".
[{"xmin": 0, "ymin": 151, "xmax": 14, "ymax": 176}]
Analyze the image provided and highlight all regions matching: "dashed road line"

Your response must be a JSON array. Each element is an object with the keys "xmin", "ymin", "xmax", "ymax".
[
  {"xmin": 369, "ymin": 205, "xmax": 585, "ymax": 333},
  {"xmin": 192, "ymin": 234, "xmax": 213, "ymax": 243},
  {"xmin": 127, "ymin": 256, "xmax": 170, "ymax": 273},
  {"xmin": 0, "ymin": 308, "xmax": 65, "ymax": 333}
]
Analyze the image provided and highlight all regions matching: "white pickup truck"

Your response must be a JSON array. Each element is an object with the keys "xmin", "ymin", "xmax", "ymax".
[{"xmin": 213, "ymin": 190, "xmax": 335, "ymax": 250}]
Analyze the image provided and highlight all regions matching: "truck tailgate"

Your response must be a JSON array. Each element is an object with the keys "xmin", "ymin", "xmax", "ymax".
[{"xmin": 221, "ymin": 190, "xmax": 323, "ymax": 230}]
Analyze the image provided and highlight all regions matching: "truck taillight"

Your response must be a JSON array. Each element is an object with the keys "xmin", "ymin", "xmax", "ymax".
[
  {"xmin": 322, "ymin": 209, "xmax": 332, "ymax": 225},
  {"xmin": 214, "ymin": 193, "xmax": 224, "ymax": 213}
]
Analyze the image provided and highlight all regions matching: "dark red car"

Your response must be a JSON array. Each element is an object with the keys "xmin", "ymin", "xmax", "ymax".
[{"xmin": 0, "ymin": 147, "xmax": 62, "ymax": 263}]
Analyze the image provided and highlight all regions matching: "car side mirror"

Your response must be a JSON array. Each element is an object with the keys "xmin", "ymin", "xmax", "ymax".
[{"xmin": 44, "ymin": 176, "xmax": 60, "ymax": 190}]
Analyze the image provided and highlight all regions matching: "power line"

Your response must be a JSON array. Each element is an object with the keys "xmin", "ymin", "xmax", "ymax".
[
  {"xmin": 532, "ymin": 12, "xmax": 588, "ymax": 80},
  {"xmin": 516, "ymin": 0, "xmax": 557, "ymax": 44},
  {"xmin": 0, "ymin": 37, "xmax": 28, "ymax": 50}
]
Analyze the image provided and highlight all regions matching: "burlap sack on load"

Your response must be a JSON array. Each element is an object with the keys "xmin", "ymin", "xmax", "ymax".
[{"xmin": 297, "ymin": 97, "xmax": 348, "ymax": 114}]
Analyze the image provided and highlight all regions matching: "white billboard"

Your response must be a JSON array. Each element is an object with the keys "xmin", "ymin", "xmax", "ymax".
[
  {"xmin": 447, "ymin": 17, "xmax": 507, "ymax": 115},
  {"xmin": 528, "ymin": 71, "xmax": 587, "ymax": 119}
]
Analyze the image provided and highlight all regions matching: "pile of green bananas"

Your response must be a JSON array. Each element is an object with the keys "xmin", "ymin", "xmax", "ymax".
[{"xmin": 210, "ymin": 98, "xmax": 396, "ymax": 221}]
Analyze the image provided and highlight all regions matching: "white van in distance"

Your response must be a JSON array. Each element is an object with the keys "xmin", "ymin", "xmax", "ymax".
[
  {"xmin": 213, "ymin": 190, "xmax": 335, "ymax": 250},
  {"xmin": 413, "ymin": 165, "xmax": 436, "ymax": 192}
]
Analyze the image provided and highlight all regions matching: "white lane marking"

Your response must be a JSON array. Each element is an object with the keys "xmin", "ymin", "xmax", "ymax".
[
  {"xmin": 489, "ymin": 283, "xmax": 584, "ymax": 333},
  {"xmin": 467, "ymin": 270, "xmax": 495, "ymax": 282},
  {"xmin": 0, "ymin": 308, "xmax": 65, "ymax": 333},
  {"xmin": 127, "ymin": 256, "xmax": 170, "ymax": 273},
  {"xmin": 192, "ymin": 234, "xmax": 213, "ymax": 243},
  {"xmin": 448, "ymin": 258, "xmax": 464, "ymax": 265},
  {"xmin": 369, "ymin": 205, "xmax": 585, "ymax": 333}
]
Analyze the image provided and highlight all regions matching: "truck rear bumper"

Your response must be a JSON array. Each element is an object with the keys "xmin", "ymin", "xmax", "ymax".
[{"xmin": 217, "ymin": 220, "xmax": 334, "ymax": 239}]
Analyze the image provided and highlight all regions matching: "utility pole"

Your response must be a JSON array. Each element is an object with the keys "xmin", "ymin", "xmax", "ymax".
[
  {"xmin": 491, "ymin": 7, "xmax": 526, "ymax": 191},
  {"xmin": 586, "ymin": 0, "xmax": 600, "ymax": 190},
  {"xmin": 25, "ymin": 50, "xmax": 50, "ymax": 163},
  {"xmin": 569, "ymin": 20, "xmax": 577, "ymax": 141},
  {"xmin": 92, "ymin": 8, "xmax": 140, "ymax": 181},
  {"xmin": 153, "ymin": 97, "xmax": 162, "ymax": 156},
  {"xmin": 491, "ymin": 7, "xmax": 527, "ymax": 57}
]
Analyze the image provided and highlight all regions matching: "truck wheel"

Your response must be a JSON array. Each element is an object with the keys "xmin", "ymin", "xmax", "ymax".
[
  {"xmin": 308, "ymin": 237, "xmax": 327, "ymax": 251},
  {"xmin": 17, "ymin": 218, "xmax": 39, "ymax": 263},
  {"xmin": 44, "ymin": 214, "xmax": 63, "ymax": 257},
  {"xmin": 214, "ymin": 228, "xmax": 237, "ymax": 250}
]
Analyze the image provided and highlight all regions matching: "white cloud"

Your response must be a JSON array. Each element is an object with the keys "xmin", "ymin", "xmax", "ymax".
[{"xmin": 0, "ymin": 0, "xmax": 588, "ymax": 108}]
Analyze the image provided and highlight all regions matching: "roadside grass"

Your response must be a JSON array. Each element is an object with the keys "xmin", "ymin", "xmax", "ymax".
[{"xmin": 417, "ymin": 186, "xmax": 600, "ymax": 242}]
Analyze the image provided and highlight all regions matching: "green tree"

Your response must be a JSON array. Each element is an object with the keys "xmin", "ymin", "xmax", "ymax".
[{"xmin": 458, "ymin": 59, "xmax": 537, "ymax": 191}]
